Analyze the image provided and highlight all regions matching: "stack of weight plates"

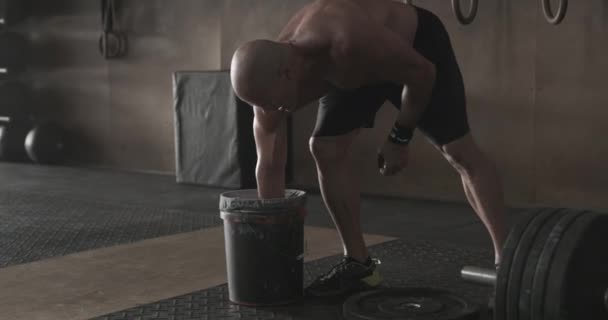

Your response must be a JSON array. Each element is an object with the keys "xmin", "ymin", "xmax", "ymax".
[{"xmin": 495, "ymin": 208, "xmax": 608, "ymax": 320}]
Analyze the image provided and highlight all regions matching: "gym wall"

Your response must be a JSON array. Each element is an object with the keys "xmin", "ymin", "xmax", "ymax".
[
  {"xmin": 221, "ymin": 0, "xmax": 608, "ymax": 210},
  {"xmin": 18, "ymin": 0, "xmax": 221, "ymax": 171},
  {"xmin": 20, "ymin": 1, "xmax": 608, "ymax": 210}
]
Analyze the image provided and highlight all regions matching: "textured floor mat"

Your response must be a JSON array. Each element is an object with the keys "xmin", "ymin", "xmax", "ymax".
[
  {"xmin": 94, "ymin": 239, "xmax": 494, "ymax": 320},
  {"xmin": 0, "ymin": 190, "xmax": 223, "ymax": 267}
]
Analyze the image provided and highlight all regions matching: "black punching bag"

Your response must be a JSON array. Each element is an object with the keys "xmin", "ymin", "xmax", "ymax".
[{"xmin": 24, "ymin": 123, "xmax": 66, "ymax": 164}]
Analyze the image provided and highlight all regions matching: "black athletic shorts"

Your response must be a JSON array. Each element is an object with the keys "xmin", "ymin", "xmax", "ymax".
[{"xmin": 313, "ymin": 6, "xmax": 469, "ymax": 146}]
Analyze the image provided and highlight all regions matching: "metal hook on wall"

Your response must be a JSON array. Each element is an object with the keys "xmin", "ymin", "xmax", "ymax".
[
  {"xmin": 99, "ymin": 0, "xmax": 128, "ymax": 60},
  {"xmin": 452, "ymin": 0, "xmax": 478, "ymax": 25},
  {"xmin": 542, "ymin": 0, "xmax": 568, "ymax": 25}
]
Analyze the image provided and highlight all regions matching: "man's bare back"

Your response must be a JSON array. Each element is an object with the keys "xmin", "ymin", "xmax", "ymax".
[{"xmin": 277, "ymin": 0, "xmax": 420, "ymax": 89}]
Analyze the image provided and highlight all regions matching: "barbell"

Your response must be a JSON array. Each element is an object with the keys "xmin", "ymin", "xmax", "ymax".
[{"xmin": 461, "ymin": 208, "xmax": 608, "ymax": 320}]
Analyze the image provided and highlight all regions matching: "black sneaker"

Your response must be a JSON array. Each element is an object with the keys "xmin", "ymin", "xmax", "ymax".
[{"xmin": 305, "ymin": 256, "xmax": 383, "ymax": 297}]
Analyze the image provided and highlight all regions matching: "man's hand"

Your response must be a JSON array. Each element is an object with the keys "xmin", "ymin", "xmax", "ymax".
[{"xmin": 378, "ymin": 140, "xmax": 410, "ymax": 176}]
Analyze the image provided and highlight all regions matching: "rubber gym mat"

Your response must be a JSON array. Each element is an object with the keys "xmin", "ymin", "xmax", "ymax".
[
  {"xmin": 0, "ymin": 190, "xmax": 223, "ymax": 268},
  {"xmin": 94, "ymin": 238, "xmax": 494, "ymax": 320}
]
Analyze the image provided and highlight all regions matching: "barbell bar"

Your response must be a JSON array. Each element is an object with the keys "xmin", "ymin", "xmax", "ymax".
[
  {"xmin": 461, "ymin": 266, "xmax": 496, "ymax": 286},
  {"xmin": 462, "ymin": 266, "xmax": 608, "ymax": 317}
]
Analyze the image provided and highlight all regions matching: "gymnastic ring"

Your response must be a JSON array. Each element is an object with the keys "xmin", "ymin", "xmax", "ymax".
[
  {"xmin": 452, "ymin": 0, "xmax": 478, "ymax": 25},
  {"xmin": 542, "ymin": 0, "xmax": 568, "ymax": 25},
  {"xmin": 99, "ymin": 31, "xmax": 128, "ymax": 59}
]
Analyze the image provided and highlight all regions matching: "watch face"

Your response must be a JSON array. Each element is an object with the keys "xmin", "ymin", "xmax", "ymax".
[{"xmin": 389, "ymin": 132, "xmax": 411, "ymax": 145}]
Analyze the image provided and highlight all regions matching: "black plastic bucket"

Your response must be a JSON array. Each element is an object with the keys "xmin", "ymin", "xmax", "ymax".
[{"xmin": 219, "ymin": 189, "xmax": 307, "ymax": 306}]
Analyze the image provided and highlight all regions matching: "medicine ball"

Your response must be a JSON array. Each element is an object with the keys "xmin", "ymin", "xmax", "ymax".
[
  {"xmin": 0, "ymin": 81, "xmax": 29, "ymax": 119},
  {"xmin": 0, "ymin": 119, "xmax": 32, "ymax": 161},
  {"xmin": 24, "ymin": 123, "xmax": 66, "ymax": 164}
]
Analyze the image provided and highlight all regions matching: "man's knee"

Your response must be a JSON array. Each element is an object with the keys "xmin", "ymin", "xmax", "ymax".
[
  {"xmin": 309, "ymin": 132, "xmax": 358, "ymax": 171},
  {"xmin": 441, "ymin": 134, "xmax": 484, "ymax": 178},
  {"xmin": 309, "ymin": 137, "xmax": 345, "ymax": 164}
]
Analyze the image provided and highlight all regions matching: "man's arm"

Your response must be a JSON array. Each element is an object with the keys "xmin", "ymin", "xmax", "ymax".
[
  {"xmin": 277, "ymin": 6, "xmax": 309, "ymax": 41},
  {"xmin": 365, "ymin": 26, "xmax": 436, "ymax": 129},
  {"xmin": 253, "ymin": 107, "xmax": 288, "ymax": 199}
]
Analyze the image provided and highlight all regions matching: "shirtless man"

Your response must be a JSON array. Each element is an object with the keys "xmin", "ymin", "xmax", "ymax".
[{"xmin": 230, "ymin": 0, "xmax": 507, "ymax": 297}]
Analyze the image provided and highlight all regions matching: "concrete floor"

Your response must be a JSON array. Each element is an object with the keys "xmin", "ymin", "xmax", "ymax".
[
  {"xmin": 0, "ymin": 162, "xmax": 525, "ymax": 319},
  {"xmin": 0, "ymin": 162, "xmax": 522, "ymax": 249}
]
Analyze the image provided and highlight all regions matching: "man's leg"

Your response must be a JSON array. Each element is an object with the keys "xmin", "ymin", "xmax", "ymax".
[
  {"xmin": 305, "ymin": 129, "xmax": 383, "ymax": 297},
  {"xmin": 439, "ymin": 133, "xmax": 507, "ymax": 265},
  {"xmin": 305, "ymin": 84, "xmax": 391, "ymax": 297},
  {"xmin": 309, "ymin": 130, "xmax": 369, "ymax": 263}
]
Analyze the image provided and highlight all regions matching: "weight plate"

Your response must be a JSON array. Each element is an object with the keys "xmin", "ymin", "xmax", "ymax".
[
  {"xmin": 530, "ymin": 210, "xmax": 585, "ymax": 320},
  {"xmin": 518, "ymin": 209, "xmax": 571, "ymax": 320},
  {"xmin": 495, "ymin": 208, "xmax": 553, "ymax": 320},
  {"xmin": 545, "ymin": 212, "xmax": 597, "ymax": 319},
  {"xmin": 343, "ymin": 287, "xmax": 480, "ymax": 320},
  {"xmin": 558, "ymin": 213, "xmax": 608, "ymax": 319},
  {"xmin": 506, "ymin": 208, "xmax": 560, "ymax": 320}
]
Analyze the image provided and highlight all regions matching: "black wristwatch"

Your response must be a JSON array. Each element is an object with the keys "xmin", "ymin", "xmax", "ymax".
[{"xmin": 388, "ymin": 122, "xmax": 414, "ymax": 145}]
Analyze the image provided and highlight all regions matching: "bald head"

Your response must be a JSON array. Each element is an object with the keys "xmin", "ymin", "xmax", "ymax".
[{"xmin": 230, "ymin": 40, "xmax": 293, "ymax": 107}]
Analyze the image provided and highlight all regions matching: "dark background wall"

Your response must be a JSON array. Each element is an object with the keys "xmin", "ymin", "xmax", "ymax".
[
  {"xmin": 13, "ymin": 0, "xmax": 608, "ymax": 209},
  {"xmin": 15, "ymin": 0, "xmax": 221, "ymax": 172}
]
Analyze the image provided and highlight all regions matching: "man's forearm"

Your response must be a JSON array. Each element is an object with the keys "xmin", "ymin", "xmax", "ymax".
[
  {"xmin": 397, "ymin": 89, "xmax": 427, "ymax": 129},
  {"xmin": 397, "ymin": 66, "xmax": 436, "ymax": 129},
  {"xmin": 256, "ymin": 165, "xmax": 285, "ymax": 199},
  {"xmin": 253, "ymin": 110, "xmax": 288, "ymax": 199}
]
